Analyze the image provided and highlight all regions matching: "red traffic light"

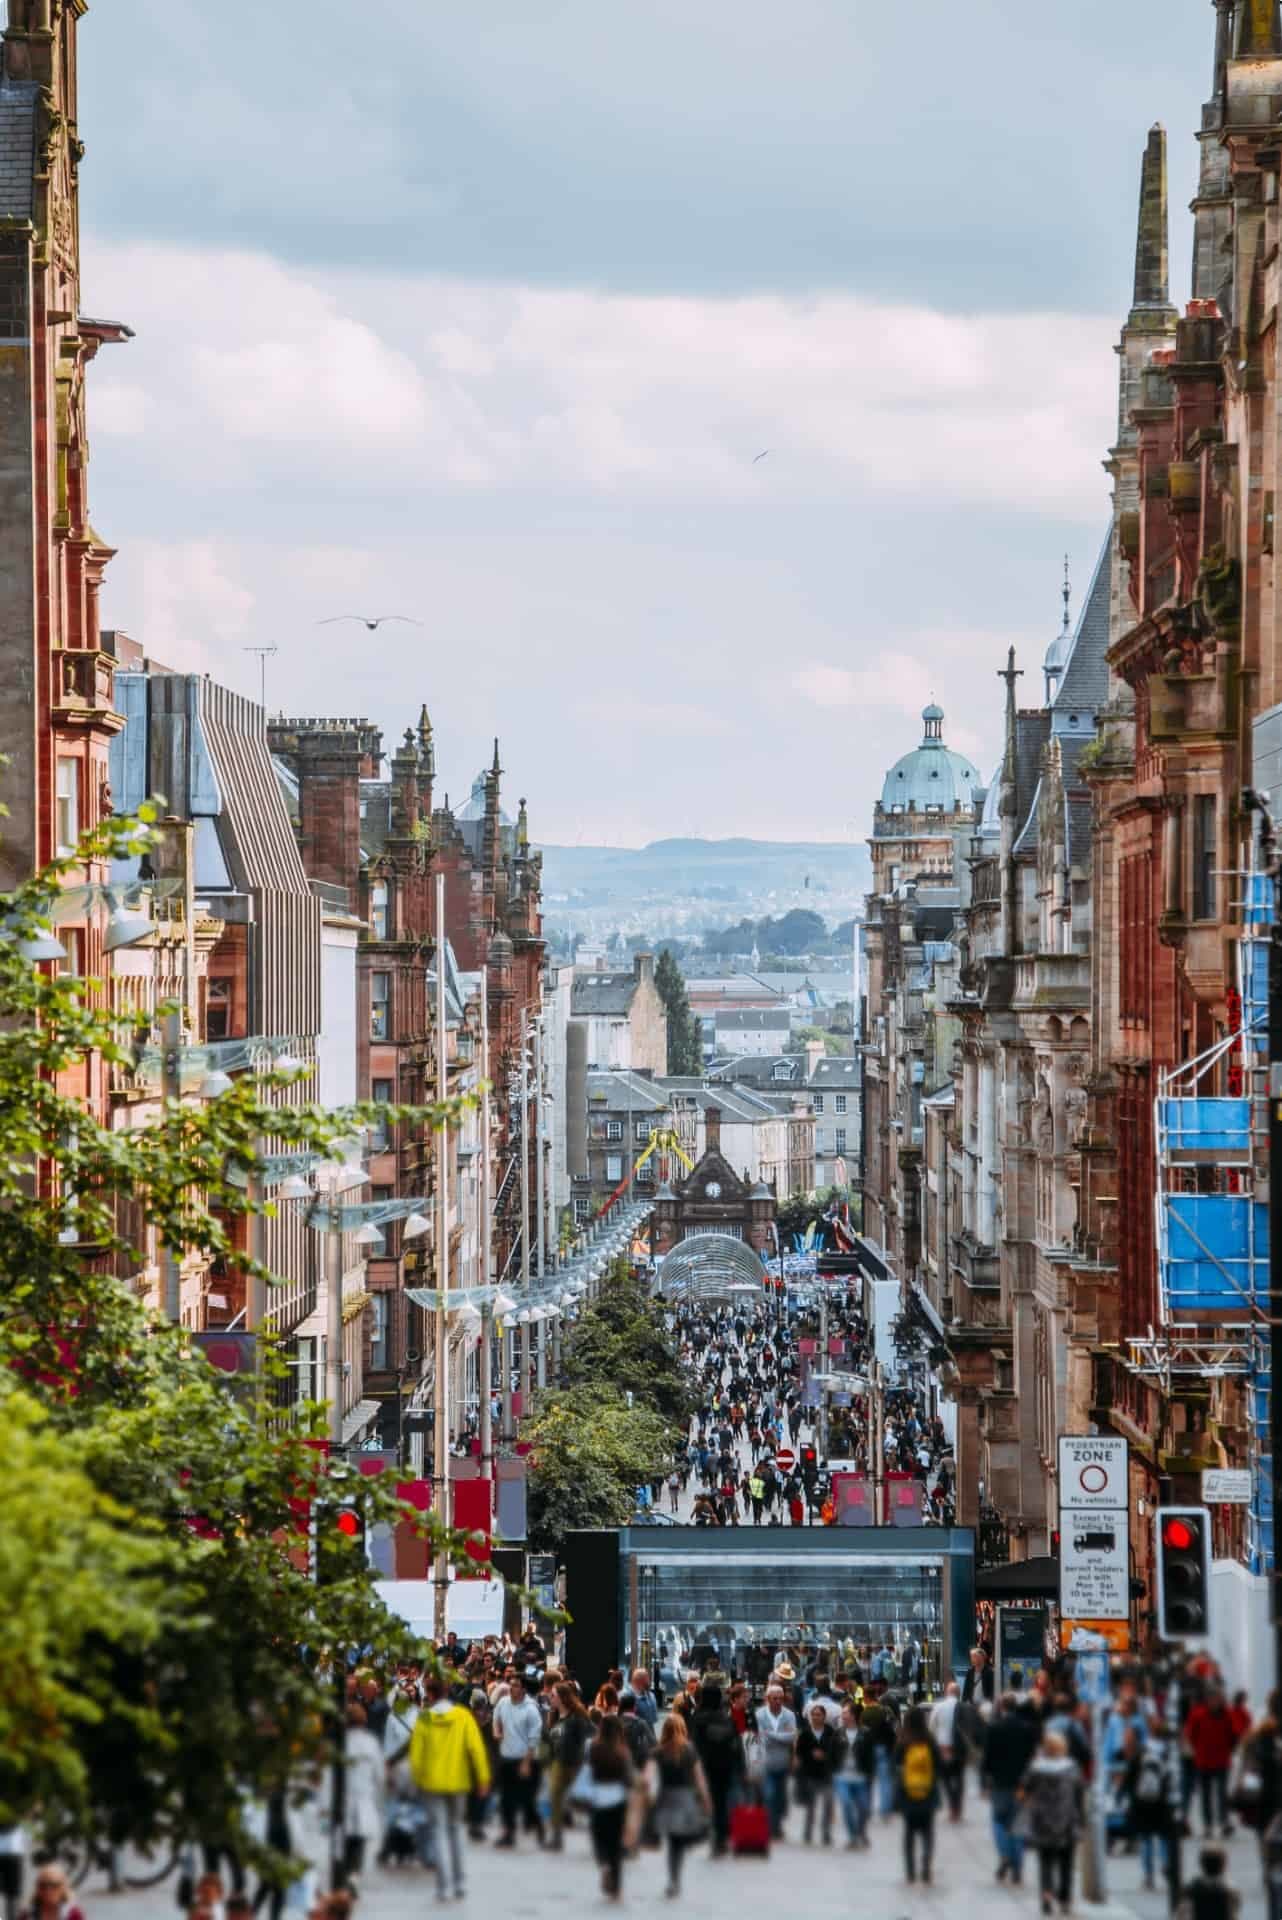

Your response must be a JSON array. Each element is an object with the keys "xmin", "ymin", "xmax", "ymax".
[
  {"xmin": 1162, "ymin": 1517, "xmax": 1195, "ymax": 1552},
  {"xmin": 335, "ymin": 1510, "xmax": 361, "ymax": 1537}
]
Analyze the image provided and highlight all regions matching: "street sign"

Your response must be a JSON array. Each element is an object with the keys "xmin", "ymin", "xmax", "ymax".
[
  {"xmin": 995, "ymin": 1605, "xmax": 1047, "ymax": 1693},
  {"xmin": 775, "ymin": 1448, "xmax": 796, "ymax": 1475},
  {"xmin": 1203, "ymin": 1468, "xmax": 1252, "ymax": 1505},
  {"xmin": 1058, "ymin": 1434, "xmax": 1130, "ymax": 1629}
]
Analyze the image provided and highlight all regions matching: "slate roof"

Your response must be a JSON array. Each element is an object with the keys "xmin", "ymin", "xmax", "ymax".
[
  {"xmin": 0, "ymin": 83, "xmax": 36, "ymax": 223},
  {"xmin": 585, "ymin": 1070, "xmax": 667, "ymax": 1113},
  {"xmin": 572, "ymin": 971, "xmax": 640, "ymax": 1015},
  {"xmin": 713, "ymin": 1008, "xmax": 791, "ymax": 1032},
  {"xmin": 1013, "ymin": 735, "xmax": 1097, "ymax": 864},
  {"xmin": 810, "ymin": 1057, "xmax": 861, "ymax": 1090},
  {"xmin": 1051, "ymin": 530, "xmax": 1113, "ymax": 721}
]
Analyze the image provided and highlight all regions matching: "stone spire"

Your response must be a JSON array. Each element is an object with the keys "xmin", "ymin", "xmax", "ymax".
[
  {"xmin": 998, "ymin": 648, "xmax": 1022, "ymax": 817},
  {"xmin": 1235, "ymin": 0, "xmax": 1282, "ymax": 57},
  {"xmin": 417, "ymin": 702, "xmax": 434, "ymax": 777},
  {"xmin": 1193, "ymin": 4, "xmax": 1237, "ymax": 302},
  {"xmin": 998, "ymin": 649, "xmax": 1023, "ymax": 959},
  {"xmin": 517, "ymin": 796, "xmax": 529, "ymax": 851},
  {"xmin": 1133, "ymin": 125, "xmax": 1170, "ymax": 312},
  {"xmin": 1212, "ymin": 0, "xmax": 1235, "ymax": 90}
]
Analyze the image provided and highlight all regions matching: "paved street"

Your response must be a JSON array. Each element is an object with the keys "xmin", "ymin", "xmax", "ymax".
[{"xmin": 77, "ymin": 1795, "xmax": 1269, "ymax": 1919}]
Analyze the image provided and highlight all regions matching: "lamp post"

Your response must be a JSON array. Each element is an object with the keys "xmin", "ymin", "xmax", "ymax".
[
  {"xmin": 479, "ymin": 966, "xmax": 494, "ymax": 1486},
  {"xmin": 519, "ymin": 1011, "xmax": 532, "ymax": 1409},
  {"xmin": 433, "ymin": 870, "xmax": 451, "ymax": 1640}
]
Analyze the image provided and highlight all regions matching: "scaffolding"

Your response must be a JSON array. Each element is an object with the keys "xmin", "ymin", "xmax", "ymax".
[{"xmin": 1151, "ymin": 868, "xmax": 1272, "ymax": 1574}]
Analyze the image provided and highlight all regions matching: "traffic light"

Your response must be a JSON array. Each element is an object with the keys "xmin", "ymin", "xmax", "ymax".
[
  {"xmin": 314, "ymin": 1501, "xmax": 368, "ymax": 1586},
  {"xmin": 1156, "ymin": 1506, "xmax": 1211, "ymax": 1641},
  {"xmin": 800, "ymin": 1443, "xmax": 818, "ymax": 1479}
]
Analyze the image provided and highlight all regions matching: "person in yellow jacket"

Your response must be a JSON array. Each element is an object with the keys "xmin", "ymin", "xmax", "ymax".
[{"xmin": 408, "ymin": 1673, "xmax": 492, "ymax": 1901}]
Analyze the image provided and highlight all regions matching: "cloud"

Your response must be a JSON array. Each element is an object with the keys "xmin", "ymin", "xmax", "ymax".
[{"xmin": 84, "ymin": 242, "xmax": 1116, "ymax": 520}]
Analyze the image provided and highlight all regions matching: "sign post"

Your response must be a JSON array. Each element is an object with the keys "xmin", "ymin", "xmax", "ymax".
[{"xmin": 1058, "ymin": 1437, "xmax": 1129, "ymax": 1908}]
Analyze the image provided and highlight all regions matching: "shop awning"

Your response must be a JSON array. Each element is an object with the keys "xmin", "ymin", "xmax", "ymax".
[{"xmin": 853, "ymin": 1236, "xmax": 891, "ymax": 1283}]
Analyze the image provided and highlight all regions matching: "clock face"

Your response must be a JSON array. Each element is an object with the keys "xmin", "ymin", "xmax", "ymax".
[{"xmin": 705, "ymin": 1182, "xmax": 721, "ymax": 1199}]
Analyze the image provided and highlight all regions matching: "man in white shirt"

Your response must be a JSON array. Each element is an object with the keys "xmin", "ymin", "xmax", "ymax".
[
  {"xmin": 929, "ymin": 1680, "xmax": 966, "ymax": 1820},
  {"xmin": 492, "ymin": 1674, "xmax": 546, "ymax": 1848},
  {"xmin": 757, "ymin": 1683, "xmax": 799, "ymax": 1838}
]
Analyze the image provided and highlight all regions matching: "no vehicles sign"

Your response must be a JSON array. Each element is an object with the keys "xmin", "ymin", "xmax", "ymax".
[{"xmin": 1058, "ymin": 1437, "xmax": 1128, "ymax": 1511}]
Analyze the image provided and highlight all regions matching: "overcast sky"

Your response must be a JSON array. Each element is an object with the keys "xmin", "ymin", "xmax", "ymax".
[{"xmin": 84, "ymin": 1, "xmax": 1212, "ymax": 846}]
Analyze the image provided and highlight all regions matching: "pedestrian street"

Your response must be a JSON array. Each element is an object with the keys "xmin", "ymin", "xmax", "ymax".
[{"xmin": 94, "ymin": 1793, "xmax": 1269, "ymax": 1920}]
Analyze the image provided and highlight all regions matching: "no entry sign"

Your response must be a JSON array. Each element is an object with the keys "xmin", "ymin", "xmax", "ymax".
[{"xmin": 775, "ymin": 1448, "xmax": 796, "ymax": 1475}]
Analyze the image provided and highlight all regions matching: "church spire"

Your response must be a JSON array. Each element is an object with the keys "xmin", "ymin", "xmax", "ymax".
[
  {"xmin": 1133, "ymin": 125, "xmax": 1170, "ymax": 311},
  {"xmin": 1235, "ymin": 0, "xmax": 1282, "ymax": 57},
  {"xmin": 1212, "ymin": 0, "xmax": 1235, "ymax": 93},
  {"xmin": 998, "ymin": 647, "xmax": 1023, "ymax": 813}
]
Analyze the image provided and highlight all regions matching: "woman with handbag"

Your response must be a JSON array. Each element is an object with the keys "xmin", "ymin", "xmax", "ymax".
[
  {"xmin": 585, "ymin": 1715, "xmax": 634, "ymax": 1902},
  {"xmin": 649, "ymin": 1714, "xmax": 712, "ymax": 1898},
  {"xmin": 546, "ymin": 1683, "xmax": 593, "ymax": 1850}
]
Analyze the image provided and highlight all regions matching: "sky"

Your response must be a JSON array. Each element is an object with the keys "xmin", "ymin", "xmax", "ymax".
[{"xmin": 83, "ymin": 1, "xmax": 1213, "ymax": 847}]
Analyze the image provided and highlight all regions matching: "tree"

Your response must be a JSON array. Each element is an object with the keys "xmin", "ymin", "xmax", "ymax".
[
  {"xmin": 560, "ymin": 1256, "xmax": 692, "ymax": 1426},
  {"xmin": 524, "ymin": 1384, "xmax": 674, "ymax": 1549},
  {"xmin": 0, "ymin": 808, "xmax": 480, "ymax": 1863},
  {"xmin": 765, "ymin": 908, "xmax": 829, "ymax": 955},
  {"xmin": 653, "ymin": 949, "xmax": 703, "ymax": 1075}
]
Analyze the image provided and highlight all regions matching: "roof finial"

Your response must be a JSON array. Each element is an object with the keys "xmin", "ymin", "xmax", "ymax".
[
  {"xmin": 517, "ymin": 796, "xmax": 529, "ymax": 849},
  {"xmin": 1133, "ymin": 124, "xmax": 1171, "ymax": 311},
  {"xmin": 1235, "ymin": 0, "xmax": 1282, "ymax": 57},
  {"xmin": 1061, "ymin": 554, "xmax": 1072, "ymax": 640},
  {"xmin": 1213, "ymin": 0, "xmax": 1235, "ymax": 95},
  {"xmin": 491, "ymin": 736, "xmax": 501, "ymax": 779}
]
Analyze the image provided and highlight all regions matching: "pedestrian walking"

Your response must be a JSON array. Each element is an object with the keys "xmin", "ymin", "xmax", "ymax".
[
  {"xmin": 795, "ymin": 1701, "xmax": 841, "ymax": 1845},
  {"xmin": 1185, "ymin": 1688, "xmax": 1239, "ymax": 1839},
  {"xmin": 756, "ymin": 1682, "xmax": 798, "ymax": 1838},
  {"xmin": 649, "ymin": 1714, "xmax": 713, "ymax": 1898},
  {"xmin": 894, "ymin": 1705, "xmax": 941, "ymax": 1886},
  {"xmin": 983, "ymin": 1691, "xmax": 1039, "ymax": 1885},
  {"xmin": 1174, "ymin": 1845, "xmax": 1241, "ymax": 1920},
  {"xmin": 492, "ymin": 1673, "xmax": 546, "ymax": 1848},
  {"xmin": 1121, "ymin": 1712, "xmax": 1181, "ymax": 1892},
  {"xmin": 0, "ymin": 1828, "xmax": 25, "ymax": 1920},
  {"xmin": 689, "ymin": 1681, "xmax": 744, "ymax": 1856},
  {"xmin": 833, "ymin": 1699, "xmax": 873, "ymax": 1848},
  {"xmin": 341, "ymin": 1704, "xmax": 385, "ymax": 1885},
  {"xmin": 407, "ymin": 1672, "xmax": 492, "ymax": 1901},
  {"xmin": 928, "ymin": 1680, "xmax": 966, "ymax": 1820},
  {"xmin": 585, "ymin": 1715, "xmax": 634, "ymax": 1902},
  {"xmin": 1019, "ymin": 1728, "xmax": 1083, "ymax": 1916}
]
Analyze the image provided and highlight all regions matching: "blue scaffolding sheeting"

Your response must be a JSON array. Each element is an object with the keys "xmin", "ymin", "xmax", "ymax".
[{"xmin": 1154, "ymin": 869, "xmax": 1272, "ymax": 1575}]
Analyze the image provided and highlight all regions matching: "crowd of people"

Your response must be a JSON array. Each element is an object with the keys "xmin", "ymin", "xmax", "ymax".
[{"xmin": 663, "ymin": 1291, "xmax": 956, "ymax": 1530}]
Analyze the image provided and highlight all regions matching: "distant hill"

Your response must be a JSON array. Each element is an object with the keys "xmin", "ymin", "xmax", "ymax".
[{"xmin": 537, "ymin": 837, "xmax": 869, "ymax": 905}]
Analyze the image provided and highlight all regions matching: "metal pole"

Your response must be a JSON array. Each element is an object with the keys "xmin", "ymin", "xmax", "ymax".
[
  {"xmin": 326, "ymin": 1211, "xmax": 344, "ymax": 1449},
  {"xmin": 818, "ymin": 1285, "xmax": 830, "ymax": 1466},
  {"xmin": 1270, "ymin": 871, "xmax": 1282, "ymax": 1692},
  {"xmin": 535, "ymin": 1018, "xmax": 547, "ymax": 1390},
  {"xmin": 434, "ymin": 871, "xmax": 451, "ymax": 1640},
  {"xmin": 248, "ymin": 1157, "xmax": 267, "ymax": 1407},
  {"xmin": 873, "ymin": 1360, "xmax": 884, "ymax": 1525},
  {"xmin": 519, "ymin": 1011, "xmax": 532, "ymax": 1408},
  {"xmin": 161, "ymin": 998, "xmax": 183, "ymax": 1323},
  {"xmin": 479, "ymin": 968, "xmax": 494, "ymax": 1487}
]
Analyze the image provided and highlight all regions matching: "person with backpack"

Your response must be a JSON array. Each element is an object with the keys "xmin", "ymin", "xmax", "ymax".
[
  {"xmin": 1019, "ymin": 1728, "xmax": 1083, "ymax": 1916},
  {"xmin": 1122, "ymin": 1711, "xmax": 1182, "ymax": 1892},
  {"xmin": 1174, "ymin": 1845, "xmax": 1241, "ymax": 1920},
  {"xmin": 894, "ymin": 1705, "xmax": 942, "ymax": 1885}
]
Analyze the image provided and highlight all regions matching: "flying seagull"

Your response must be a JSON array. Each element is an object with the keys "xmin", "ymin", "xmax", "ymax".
[
  {"xmin": 753, "ymin": 449, "xmax": 771, "ymax": 463},
  {"xmin": 316, "ymin": 614, "xmax": 424, "ymax": 632}
]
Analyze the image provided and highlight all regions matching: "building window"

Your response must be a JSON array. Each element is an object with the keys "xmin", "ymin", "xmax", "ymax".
[
  {"xmin": 835, "ymin": 1093, "xmax": 847, "ymax": 1114},
  {"xmin": 206, "ymin": 978, "xmax": 231, "ymax": 1041},
  {"xmin": 370, "ymin": 971, "xmax": 391, "ymax": 1039},
  {"xmin": 370, "ymin": 1077, "xmax": 394, "ymax": 1150},
  {"xmin": 0, "ymin": 235, "xmax": 29, "ymax": 340},
  {"xmin": 1192, "ymin": 795, "xmax": 1216, "ymax": 921},
  {"xmin": 635, "ymin": 1160, "xmax": 653, "ymax": 1183},
  {"xmin": 606, "ymin": 1120, "xmax": 623, "ymax": 1142},
  {"xmin": 813, "ymin": 1093, "xmax": 824, "ymax": 1113},
  {"xmin": 371, "ymin": 880, "xmax": 389, "ymax": 941},
  {"xmin": 634, "ymin": 1119, "xmax": 653, "ymax": 1142},
  {"xmin": 55, "ymin": 757, "xmax": 79, "ymax": 855},
  {"xmin": 835, "ymin": 1128, "xmax": 848, "ymax": 1154},
  {"xmin": 574, "ymin": 1195, "xmax": 591, "ymax": 1222},
  {"xmin": 58, "ymin": 928, "xmax": 84, "ymax": 977},
  {"xmin": 370, "ymin": 1291, "xmax": 389, "ymax": 1370},
  {"xmin": 605, "ymin": 1155, "xmax": 623, "ymax": 1182}
]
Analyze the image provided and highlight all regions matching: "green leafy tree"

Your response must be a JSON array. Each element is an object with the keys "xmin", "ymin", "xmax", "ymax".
[
  {"xmin": 525, "ymin": 1384, "xmax": 675, "ymax": 1548},
  {"xmin": 654, "ymin": 949, "xmax": 702, "ymax": 1075},
  {"xmin": 0, "ymin": 808, "xmax": 483, "ymax": 1864},
  {"xmin": 560, "ymin": 1256, "xmax": 692, "ymax": 1426}
]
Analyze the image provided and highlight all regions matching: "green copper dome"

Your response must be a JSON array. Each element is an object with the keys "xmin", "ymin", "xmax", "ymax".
[{"xmin": 878, "ymin": 705, "xmax": 981, "ymax": 818}]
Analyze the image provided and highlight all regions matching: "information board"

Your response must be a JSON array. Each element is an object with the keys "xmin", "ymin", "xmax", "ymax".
[{"xmin": 1058, "ymin": 1435, "xmax": 1130, "ymax": 1629}]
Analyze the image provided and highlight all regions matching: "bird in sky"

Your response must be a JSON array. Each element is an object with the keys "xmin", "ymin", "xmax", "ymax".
[
  {"xmin": 753, "ymin": 449, "xmax": 771, "ymax": 463},
  {"xmin": 316, "ymin": 614, "xmax": 424, "ymax": 631}
]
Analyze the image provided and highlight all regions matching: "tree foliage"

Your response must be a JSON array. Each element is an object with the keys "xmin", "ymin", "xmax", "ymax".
[
  {"xmin": 653, "ymin": 948, "xmax": 702, "ymax": 1075},
  {"xmin": 0, "ymin": 809, "xmax": 481, "ymax": 1861},
  {"xmin": 527, "ymin": 1256, "xmax": 691, "ymax": 1550}
]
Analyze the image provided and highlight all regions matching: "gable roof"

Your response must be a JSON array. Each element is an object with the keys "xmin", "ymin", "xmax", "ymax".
[
  {"xmin": 1051, "ymin": 531, "xmax": 1113, "ymax": 721},
  {"xmin": 572, "ymin": 971, "xmax": 639, "ymax": 1015},
  {"xmin": 713, "ymin": 1008, "xmax": 792, "ymax": 1032}
]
